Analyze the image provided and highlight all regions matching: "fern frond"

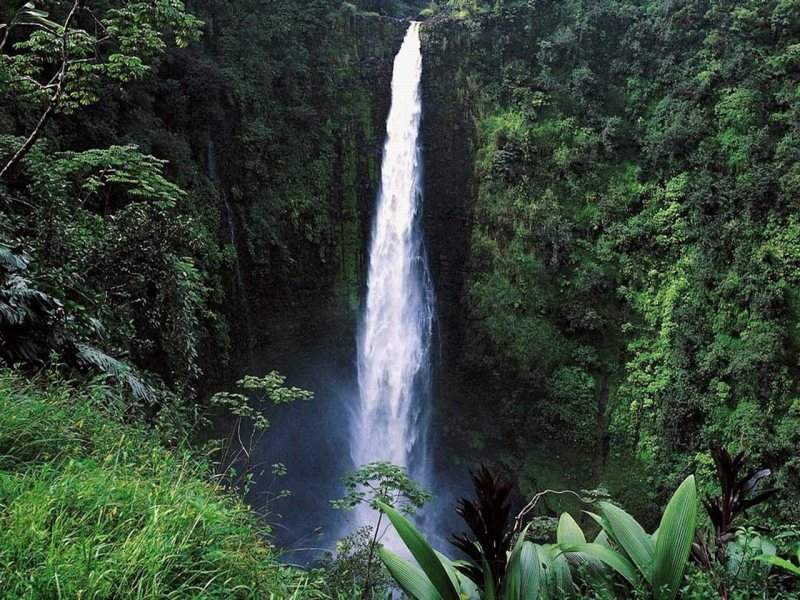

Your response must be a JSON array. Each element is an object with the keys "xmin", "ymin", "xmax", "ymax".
[{"xmin": 75, "ymin": 343, "xmax": 156, "ymax": 405}]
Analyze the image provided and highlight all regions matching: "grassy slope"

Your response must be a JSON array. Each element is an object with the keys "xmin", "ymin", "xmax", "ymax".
[{"xmin": 0, "ymin": 371, "xmax": 320, "ymax": 599}]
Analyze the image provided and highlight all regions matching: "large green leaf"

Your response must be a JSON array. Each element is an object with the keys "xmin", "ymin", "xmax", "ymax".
[
  {"xmin": 594, "ymin": 530, "xmax": 611, "ymax": 548},
  {"xmin": 454, "ymin": 568, "xmax": 481, "ymax": 600},
  {"xmin": 556, "ymin": 513, "xmax": 586, "ymax": 545},
  {"xmin": 598, "ymin": 501, "xmax": 655, "ymax": 583},
  {"xmin": 504, "ymin": 524, "xmax": 532, "ymax": 600},
  {"xmin": 757, "ymin": 555, "xmax": 800, "ymax": 576},
  {"xmin": 435, "ymin": 549, "xmax": 475, "ymax": 597},
  {"xmin": 379, "ymin": 547, "xmax": 443, "ymax": 600},
  {"xmin": 540, "ymin": 544, "xmax": 575, "ymax": 599},
  {"xmin": 519, "ymin": 541, "xmax": 542, "ymax": 599},
  {"xmin": 558, "ymin": 543, "xmax": 639, "ymax": 587},
  {"xmin": 481, "ymin": 555, "xmax": 497, "ymax": 600},
  {"xmin": 377, "ymin": 502, "xmax": 460, "ymax": 600},
  {"xmin": 651, "ymin": 475, "xmax": 697, "ymax": 600}
]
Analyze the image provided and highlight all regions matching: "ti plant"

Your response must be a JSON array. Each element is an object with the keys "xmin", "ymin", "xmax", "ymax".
[
  {"xmin": 699, "ymin": 447, "xmax": 777, "ymax": 551},
  {"xmin": 378, "ymin": 475, "xmax": 699, "ymax": 600},
  {"xmin": 692, "ymin": 447, "xmax": 778, "ymax": 598},
  {"xmin": 450, "ymin": 466, "xmax": 514, "ymax": 588}
]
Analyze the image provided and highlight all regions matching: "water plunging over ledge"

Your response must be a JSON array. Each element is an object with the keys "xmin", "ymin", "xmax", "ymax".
[{"xmin": 351, "ymin": 21, "xmax": 434, "ymax": 526}]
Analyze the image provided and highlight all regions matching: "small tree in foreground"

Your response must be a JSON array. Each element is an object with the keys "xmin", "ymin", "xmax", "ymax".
[{"xmin": 332, "ymin": 462, "xmax": 431, "ymax": 599}]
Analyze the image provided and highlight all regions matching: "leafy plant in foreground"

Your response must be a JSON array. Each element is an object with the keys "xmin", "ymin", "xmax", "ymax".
[
  {"xmin": 333, "ymin": 462, "xmax": 432, "ymax": 599},
  {"xmin": 559, "ymin": 475, "xmax": 698, "ymax": 600},
  {"xmin": 699, "ymin": 448, "xmax": 777, "ymax": 548},
  {"xmin": 379, "ymin": 474, "xmax": 699, "ymax": 599},
  {"xmin": 692, "ymin": 447, "xmax": 778, "ymax": 598},
  {"xmin": 321, "ymin": 525, "xmax": 393, "ymax": 599},
  {"xmin": 212, "ymin": 373, "xmax": 313, "ymax": 492},
  {"xmin": 759, "ymin": 547, "xmax": 800, "ymax": 577},
  {"xmin": 451, "ymin": 465, "xmax": 514, "ymax": 589}
]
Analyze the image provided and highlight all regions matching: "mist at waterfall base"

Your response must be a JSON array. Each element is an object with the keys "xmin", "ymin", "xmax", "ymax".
[
  {"xmin": 214, "ymin": 22, "xmax": 475, "ymax": 565},
  {"xmin": 222, "ymin": 327, "xmax": 473, "ymax": 565}
]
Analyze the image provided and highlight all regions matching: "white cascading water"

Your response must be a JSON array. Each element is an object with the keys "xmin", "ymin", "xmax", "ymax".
[{"xmin": 352, "ymin": 22, "xmax": 434, "ymax": 519}]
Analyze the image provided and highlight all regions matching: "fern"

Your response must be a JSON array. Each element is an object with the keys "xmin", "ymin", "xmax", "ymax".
[
  {"xmin": 74, "ymin": 343, "xmax": 156, "ymax": 405},
  {"xmin": 1, "ymin": 245, "xmax": 156, "ymax": 406}
]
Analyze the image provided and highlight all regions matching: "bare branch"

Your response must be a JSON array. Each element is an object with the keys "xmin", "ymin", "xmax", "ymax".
[{"xmin": 513, "ymin": 489, "xmax": 595, "ymax": 534}]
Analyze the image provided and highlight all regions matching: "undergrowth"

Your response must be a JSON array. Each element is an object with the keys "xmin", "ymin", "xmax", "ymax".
[{"xmin": 0, "ymin": 370, "xmax": 324, "ymax": 599}]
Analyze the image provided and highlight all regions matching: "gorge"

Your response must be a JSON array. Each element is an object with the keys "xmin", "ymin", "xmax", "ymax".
[{"xmin": 2, "ymin": 1, "xmax": 800, "ymax": 597}]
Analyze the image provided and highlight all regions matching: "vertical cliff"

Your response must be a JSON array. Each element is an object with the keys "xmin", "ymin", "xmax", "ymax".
[
  {"xmin": 199, "ymin": 8, "xmax": 408, "ymax": 358},
  {"xmin": 420, "ymin": 20, "xmax": 478, "ymax": 383}
]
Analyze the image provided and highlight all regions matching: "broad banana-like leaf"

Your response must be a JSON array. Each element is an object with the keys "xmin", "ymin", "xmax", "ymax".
[
  {"xmin": 598, "ymin": 501, "xmax": 655, "ymax": 583},
  {"xmin": 757, "ymin": 554, "xmax": 800, "ymax": 576},
  {"xmin": 455, "ymin": 568, "xmax": 481, "ymax": 600},
  {"xmin": 557, "ymin": 543, "xmax": 639, "ymax": 587},
  {"xmin": 435, "ymin": 549, "xmax": 479, "ymax": 598},
  {"xmin": 503, "ymin": 524, "xmax": 533, "ymax": 600},
  {"xmin": 584, "ymin": 511, "xmax": 604, "ymax": 529},
  {"xmin": 556, "ymin": 512, "xmax": 598, "ymax": 570},
  {"xmin": 651, "ymin": 475, "xmax": 697, "ymax": 600},
  {"xmin": 379, "ymin": 547, "xmax": 443, "ymax": 600},
  {"xmin": 557, "ymin": 513, "xmax": 586, "ymax": 545},
  {"xmin": 595, "ymin": 530, "xmax": 611, "ymax": 548},
  {"xmin": 377, "ymin": 502, "xmax": 460, "ymax": 600},
  {"xmin": 519, "ymin": 541, "xmax": 542, "ymax": 599},
  {"xmin": 540, "ymin": 544, "xmax": 575, "ymax": 599}
]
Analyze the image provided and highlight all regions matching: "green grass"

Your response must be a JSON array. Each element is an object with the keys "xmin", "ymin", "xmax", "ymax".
[{"xmin": 0, "ymin": 371, "xmax": 322, "ymax": 599}]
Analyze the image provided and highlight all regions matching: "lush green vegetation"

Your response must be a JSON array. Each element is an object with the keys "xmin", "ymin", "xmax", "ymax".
[
  {"xmin": 378, "ymin": 460, "xmax": 799, "ymax": 599},
  {"xmin": 3, "ymin": 0, "xmax": 800, "ymax": 597},
  {"xmin": 0, "ymin": 1, "xmax": 402, "ymax": 596},
  {"xmin": 423, "ymin": 0, "xmax": 800, "ymax": 526},
  {"xmin": 0, "ymin": 370, "xmax": 327, "ymax": 598}
]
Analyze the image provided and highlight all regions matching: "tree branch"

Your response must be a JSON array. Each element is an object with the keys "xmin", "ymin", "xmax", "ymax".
[
  {"xmin": 512, "ymin": 489, "xmax": 596, "ymax": 534},
  {"xmin": 0, "ymin": 0, "xmax": 81, "ymax": 180},
  {"xmin": 0, "ymin": 26, "xmax": 10, "ymax": 54}
]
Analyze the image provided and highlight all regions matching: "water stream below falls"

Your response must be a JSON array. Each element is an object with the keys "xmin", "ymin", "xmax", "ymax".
[{"xmin": 351, "ymin": 21, "xmax": 434, "ymax": 527}]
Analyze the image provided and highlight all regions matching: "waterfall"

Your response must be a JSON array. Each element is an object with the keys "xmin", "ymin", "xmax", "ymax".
[
  {"xmin": 206, "ymin": 141, "xmax": 245, "ymax": 296},
  {"xmin": 207, "ymin": 139, "xmax": 252, "ymax": 358},
  {"xmin": 351, "ymin": 22, "xmax": 434, "ymax": 516}
]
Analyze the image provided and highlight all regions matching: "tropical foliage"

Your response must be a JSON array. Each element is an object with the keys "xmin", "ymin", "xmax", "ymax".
[
  {"xmin": 3, "ymin": 0, "xmax": 800, "ymax": 598},
  {"xmin": 379, "ymin": 475, "xmax": 699, "ymax": 599},
  {"xmin": 424, "ymin": 0, "xmax": 800, "ymax": 528},
  {"xmin": 0, "ymin": 370, "xmax": 326, "ymax": 599}
]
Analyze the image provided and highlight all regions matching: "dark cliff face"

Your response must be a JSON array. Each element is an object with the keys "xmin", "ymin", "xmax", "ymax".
[
  {"xmin": 417, "ymin": 12, "xmax": 608, "ymax": 491},
  {"xmin": 419, "ymin": 19, "xmax": 478, "ymax": 385},
  {"xmin": 192, "ymin": 8, "xmax": 408, "ymax": 362}
]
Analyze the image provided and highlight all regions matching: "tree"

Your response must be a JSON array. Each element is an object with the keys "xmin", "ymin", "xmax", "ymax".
[
  {"xmin": 211, "ymin": 372, "xmax": 313, "ymax": 490},
  {"xmin": 0, "ymin": 0, "xmax": 201, "ymax": 178},
  {"xmin": 332, "ymin": 462, "xmax": 431, "ymax": 599}
]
